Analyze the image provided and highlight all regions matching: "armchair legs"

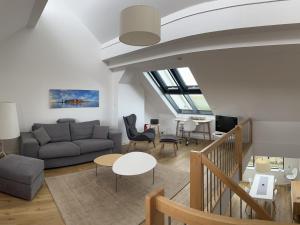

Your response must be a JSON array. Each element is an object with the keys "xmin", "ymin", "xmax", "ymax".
[{"xmin": 127, "ymin": 140, "xmax": 156, "ymax": 153}]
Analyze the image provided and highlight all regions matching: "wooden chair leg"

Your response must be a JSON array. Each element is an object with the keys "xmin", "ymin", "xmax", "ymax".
[
  {"xmin": 153, "ymin": 141, "xmax": 156, "ymax": 148},
  {"xmin": 160, "ymin": 143, "xmax": 164, "ymax": 152},
  {"xmin": 173, "ymin": 143, "xmax": 177, "ymax": 157},
  {"xmin": 273, "ymin": 201, "xmax": 276, "ymax": 214},
  {"xmin": 127, "ymin": 141, "xmax": 131, "ymax": 152}
]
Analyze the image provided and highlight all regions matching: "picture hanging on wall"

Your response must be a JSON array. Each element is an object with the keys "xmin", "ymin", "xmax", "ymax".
[{"xmin": 49, "ymin": 89, "xmax": 99, "ymax": 108}]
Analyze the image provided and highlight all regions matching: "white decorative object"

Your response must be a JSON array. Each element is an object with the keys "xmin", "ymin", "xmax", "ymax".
[
  {"xmin": 119, "ymin": 5, "xmax": 161, "ymax": 46},
  {"xmin": 0, "ymin": 102, "xmax": 20, "ymax": 156}
]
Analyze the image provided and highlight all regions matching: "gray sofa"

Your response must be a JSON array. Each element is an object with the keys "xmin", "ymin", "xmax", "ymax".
[{"xmin": 20, "ymin": 120, "xmax": 122, "ymax": 169}]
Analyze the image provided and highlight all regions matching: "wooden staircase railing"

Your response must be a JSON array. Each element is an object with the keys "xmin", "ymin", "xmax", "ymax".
[
  {"xmin": 145, "ymin": 188, "xmax": 288, "ymax": 225},
  {"xmin": 190, "ymin": 119, "xmax": 271, "ymax": 220}
]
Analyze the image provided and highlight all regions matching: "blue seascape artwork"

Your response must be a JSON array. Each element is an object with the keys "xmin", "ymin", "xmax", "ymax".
[{"xmin": 49, "ymin": 89, "xmax": 99, "ymax": 108}]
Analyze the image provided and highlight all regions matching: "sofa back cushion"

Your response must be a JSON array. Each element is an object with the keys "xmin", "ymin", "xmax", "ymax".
[
  {"xmin": 32, "ymin": 123, "xmax": 71, "ymax": 142},
  {"xmin": 70, "ymin": 120, "xmax": 100, "ymax": 141},
  {"xmin": 92, "ymin": 125, "xmax": 109, "ymax": 139}
]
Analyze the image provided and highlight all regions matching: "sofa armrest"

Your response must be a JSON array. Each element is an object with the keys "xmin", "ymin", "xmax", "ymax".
[
  {"xmin": 20, "ymin": 132, "xmax": 40, "ymax": 158},
  {"xmin": 108, "ymin": 129, "xmax": 122, "ymax": 153}
]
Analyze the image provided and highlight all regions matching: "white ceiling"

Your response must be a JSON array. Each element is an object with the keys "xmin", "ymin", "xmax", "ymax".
[
  {"xmin": 0, "ymin": 0, "xmax": 36, "ymax": 42},
  {"xmin": 58, "ymin": 0, "xmax": 213, "ymax": 44}
]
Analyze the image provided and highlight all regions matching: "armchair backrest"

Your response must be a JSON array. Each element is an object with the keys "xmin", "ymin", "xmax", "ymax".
[{"xmin": 123, "ymin": 114, "xmax": 139, "ymax": 140}]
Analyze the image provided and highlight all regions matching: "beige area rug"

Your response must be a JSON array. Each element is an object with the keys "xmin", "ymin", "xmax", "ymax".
[{"xmin": 46, "ymin": 164, "xmax": 189, "ymax": 225}]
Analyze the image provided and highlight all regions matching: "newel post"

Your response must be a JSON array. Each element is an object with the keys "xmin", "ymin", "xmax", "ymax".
[
  {"xmin": 190, "ymin": 151, "xmax": 204, "ymax": 210},
  {"xmin": 145, "ymin": 188, "xmax": 164, "ymax": 225}
]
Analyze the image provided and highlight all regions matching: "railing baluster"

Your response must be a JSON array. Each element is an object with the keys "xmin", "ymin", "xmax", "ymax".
[
  {"xmin": 206, "ymin": 165, "xmax": 209, "ymax": 212},
  {"xmin": 214, "ymin": 149, "xmax": 216, "ymax": 200},
  {"xmin": 230, "ymin": 189, "xmax": 232, "ymax": 217},
  {"xmin": 219, "ymin": 179, "xmax": 222, "ymax": 215},
  {"xmin": 240, "ymin": 198, "xmax": 242, "ymax": 219},
  {"xmin": 210, "ymin": 155, "xmax": 212, "ymax": 212}
]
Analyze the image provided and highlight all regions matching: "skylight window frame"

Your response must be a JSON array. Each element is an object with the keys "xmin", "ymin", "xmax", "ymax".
[{"xmin": 148, "ymin": 69, "xmax": 213, "ymax": 115}]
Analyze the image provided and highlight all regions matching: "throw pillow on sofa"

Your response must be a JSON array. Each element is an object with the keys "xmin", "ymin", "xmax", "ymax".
[
  {"xmin": 33, "ymin": 127, "xmax": 51, "ymax": 145},
  {"xmin": 32, "ymin": 123, "xmax": 71, "ymax": 142},
  {"xmin": 92, "ymin": 125, "xmax": 109, "ymax": 139}
]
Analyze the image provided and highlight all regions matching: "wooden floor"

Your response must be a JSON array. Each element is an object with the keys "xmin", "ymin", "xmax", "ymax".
[
  {"xmin": 0, "ymin": 139, "xmax": 207, "ymax": 225},
  {"xmin": 0, "ymin": 139, "xmax": 295, "ymax": 225}
]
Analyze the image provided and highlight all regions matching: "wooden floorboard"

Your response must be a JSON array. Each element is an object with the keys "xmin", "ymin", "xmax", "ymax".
[
  {"xmin": 0, "ymin": 139, "xmax": 295, "ymax": 224},
  {"xmin": 0, "ymin": 139, "xmax": 208, "ymax": 225}
]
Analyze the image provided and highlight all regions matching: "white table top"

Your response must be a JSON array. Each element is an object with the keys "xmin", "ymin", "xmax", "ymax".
[
  {"xmin": 174, "ymin": 118, "xmax": 189, "ymax": 122},
  {"xmin": 192, "ymin": 119, "xmax": 213, "ymax": 124},
  {"xmin": 112, "ymin": 152, "xmax": 157, "ymax": 176},
  {"xmin": 249, "ymin": 174, "xmax": 274, "ymax": 201}
]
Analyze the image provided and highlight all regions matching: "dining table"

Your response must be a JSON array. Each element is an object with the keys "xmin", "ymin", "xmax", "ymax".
[{"xmin": 249, "ymin": 174, "xmax": 275, "ymax": 217}]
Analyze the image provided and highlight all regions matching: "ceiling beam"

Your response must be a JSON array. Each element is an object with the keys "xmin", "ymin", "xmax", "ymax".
[{"xmin": 27, "ymin": 0, "xmax": 48, "ymax": 28}]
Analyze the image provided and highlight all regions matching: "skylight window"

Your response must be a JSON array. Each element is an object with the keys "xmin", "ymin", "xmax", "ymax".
[
  {"xmin": 147, "ymin": 67, "xmax": 212, "ymax": 115},
  {"xmin": 177, "ymin": 67, "xmax": 198, "ymax": 86},
  {"xmin": 157, "ymin": 70, "xmax": 177, "ymax": 87},
  {"xmin": 170, "ymin": 94, "xmax": 192, "ymax": 110}
]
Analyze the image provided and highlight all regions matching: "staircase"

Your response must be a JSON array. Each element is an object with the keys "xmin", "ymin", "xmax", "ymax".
[{"xmin": 144, "ymin": 118, "xmax": 291, "ymax": 225}]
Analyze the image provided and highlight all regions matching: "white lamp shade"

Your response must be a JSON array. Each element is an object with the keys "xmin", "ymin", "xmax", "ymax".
[
  {"xmin": 0, "ymin": 102, "xmax": 20, "ymax": 140},
  {"xmin": 119, "ymin": 5, "xmax": 161, "ymax": 46}
]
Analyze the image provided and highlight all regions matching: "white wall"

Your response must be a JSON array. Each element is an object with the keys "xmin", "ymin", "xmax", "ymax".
[
  {"xmin": 114, "ymin": 72, "xmax": 145, "ymax": 144},
  {"xmin": 0, "ymin": 0, "xmax": 113, "ymax": 133}
]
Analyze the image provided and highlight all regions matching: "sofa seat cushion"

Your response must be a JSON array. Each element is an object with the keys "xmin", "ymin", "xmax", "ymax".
[
  {"xmin": 39, "ymin": 142, "xmax": 80, "ymax": 159},
  {"xmin": 0, "ymin": 154, "xmax": 44, "ymax": 185},
  {"xmin": 73, "ymin": 139, "xmax": 113, "ymax": 154}
]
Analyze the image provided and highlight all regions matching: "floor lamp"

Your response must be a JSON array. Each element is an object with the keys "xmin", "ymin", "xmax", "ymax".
[{"xmin": 0, "ymin": 102, "xmax": 20, "ymax": 157}]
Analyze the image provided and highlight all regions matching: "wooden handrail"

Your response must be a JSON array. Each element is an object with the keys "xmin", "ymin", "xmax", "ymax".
[
  {"xmin": 201, "ymin": 154, "xmax": 272, "ymax": 220},
  {"xmin": 146, "ymin": 188, "xmax": 288, "ymax": 225}
]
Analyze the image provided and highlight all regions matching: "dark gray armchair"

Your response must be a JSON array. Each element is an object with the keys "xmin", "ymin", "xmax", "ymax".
[{"xmin": 123, "ymin": 114, "xmax": 156, "ymax": 151}]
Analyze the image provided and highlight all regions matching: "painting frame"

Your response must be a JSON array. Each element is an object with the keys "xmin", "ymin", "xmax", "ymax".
[{"xmin": 49, "ymin": 89, "xmax": 99, "ymax": 109}]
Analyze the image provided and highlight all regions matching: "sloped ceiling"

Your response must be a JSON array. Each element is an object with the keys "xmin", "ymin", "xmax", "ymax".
[
  {"xmin": 185, "ymin": 44, "xmax": 300, "ymax": 121},
  {"xmin": 59, "ymin": 0, "xmax": 214, "ymax": 44},
  {"xmin": 0, "ymin": 0, "xmax": 36, "ymax": 42}
]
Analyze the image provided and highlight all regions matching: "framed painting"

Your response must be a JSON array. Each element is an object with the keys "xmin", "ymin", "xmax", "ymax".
[{"xmin": 49, "ymin": 89, "xmax": 99, "ymax": 108}]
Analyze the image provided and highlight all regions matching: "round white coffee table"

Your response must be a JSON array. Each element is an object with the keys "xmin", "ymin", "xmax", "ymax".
[{"xmin": 112, "ymin": 152, "xmax": 157, "ymax": 192}]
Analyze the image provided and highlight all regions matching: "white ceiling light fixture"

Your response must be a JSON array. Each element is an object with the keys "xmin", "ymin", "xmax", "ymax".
[{"xmin": 119, "ymin": 5, "xmax": 161, "ymax": 46}]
